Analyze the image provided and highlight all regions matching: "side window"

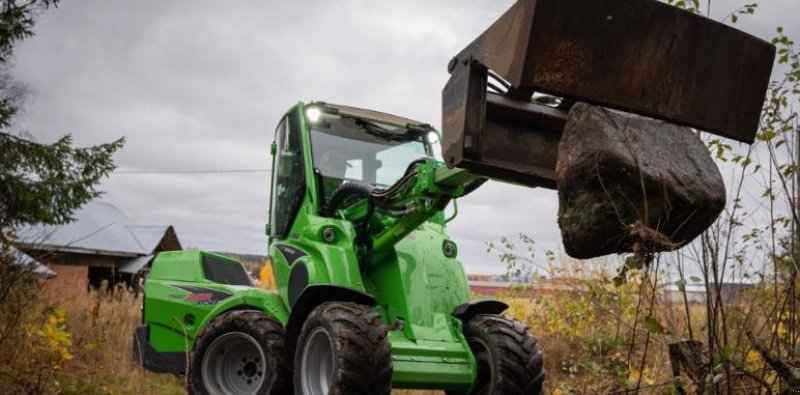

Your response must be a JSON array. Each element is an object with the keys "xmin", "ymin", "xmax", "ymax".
[
  {"xmin": 270, "ymin": 114, "xmax": 306, "ymax": 238},
  {"xmin": 202, "ymin": 256, "xmax": 253, "ymax": 286}
]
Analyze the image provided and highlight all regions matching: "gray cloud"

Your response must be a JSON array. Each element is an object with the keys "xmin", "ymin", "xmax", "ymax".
[{"xmin": 10, "ymin": 0, "xmax": 798, "ymax": 274}]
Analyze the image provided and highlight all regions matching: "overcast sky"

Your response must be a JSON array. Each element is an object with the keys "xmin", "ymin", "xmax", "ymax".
[{"xmin": 10, "ymin": 0, "xmax": 799, "ymax": 274}]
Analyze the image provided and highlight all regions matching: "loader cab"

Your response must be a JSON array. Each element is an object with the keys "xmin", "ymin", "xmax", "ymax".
[
  {"xmin": 305, "ymin": 103, "xmax": 435, "ymax": 205},
  {"xmin": 268, "ymin": 102, "xmax": 436, "ymax": 241}
]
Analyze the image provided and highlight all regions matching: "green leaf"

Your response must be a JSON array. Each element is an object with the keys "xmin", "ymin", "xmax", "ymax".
[
  {"xmin": 690, "ymin": 276, "xmax": 702, "ymax": 283},
  {"xmin": 644, "ymin": 316, "xmax": 666, "ymax": 334},
  {"xmin": 721, "ymin": 344, "xmax": 733, "ymax": 360},
  {"xmin": 675, "ymin": 278, "xmax": 687, "ymax": 292}
]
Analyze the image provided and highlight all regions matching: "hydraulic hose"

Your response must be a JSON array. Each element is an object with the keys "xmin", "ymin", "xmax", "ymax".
[
  {"xmin": 322, "ymin": 158, "xmax": 430, "ymax": 218},
  {"xmin": 321, "ymin": 181, "xmax": 375, "ymax": 217}
]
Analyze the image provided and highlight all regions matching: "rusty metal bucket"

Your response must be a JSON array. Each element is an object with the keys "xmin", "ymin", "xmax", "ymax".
[{"xmin": 442, "ymin": 0, "xmax": 775, "ymax": 189}]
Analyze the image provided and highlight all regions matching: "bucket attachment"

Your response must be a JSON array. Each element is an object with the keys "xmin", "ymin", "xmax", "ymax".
[{"xmin": 442, "ymin": 0, "xmax": 775, "ymax": 189}]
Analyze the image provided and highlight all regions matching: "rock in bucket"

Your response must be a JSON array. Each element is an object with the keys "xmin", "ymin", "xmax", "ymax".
[{"xmin": 556, "ymin": 103, "xmax": 725, "ymax": 259}]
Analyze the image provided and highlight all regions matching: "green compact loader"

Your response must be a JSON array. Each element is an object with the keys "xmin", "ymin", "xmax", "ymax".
[{"xmin": 133, "ymin": 0, "xmax": 775, "ymax": 394}]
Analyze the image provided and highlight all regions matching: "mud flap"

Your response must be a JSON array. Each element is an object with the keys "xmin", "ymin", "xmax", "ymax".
[{"xmin": 132, "ymin": 325, "xmax": 186, "ymax": 376}]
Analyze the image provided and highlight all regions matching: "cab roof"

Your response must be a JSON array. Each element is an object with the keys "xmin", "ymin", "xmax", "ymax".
[{"xmin": 317, "ymin": 102, "xmax": 429, "ymax": 129}]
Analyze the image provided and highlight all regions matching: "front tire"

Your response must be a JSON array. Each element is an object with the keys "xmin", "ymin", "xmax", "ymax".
[
  {"xmin": 453, "ymin": 315, "xmax": 545, "ymax": 395},
  {"xmin": 188, "ymin": 310, "xmax": 290, "ymax": 395},
  {"xmin": 294, "ymin": 302, "xmax": 392, "ymax": 395}
]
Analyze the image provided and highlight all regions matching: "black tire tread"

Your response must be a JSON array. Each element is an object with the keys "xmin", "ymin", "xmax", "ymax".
[
  {"xmin": 294, "ymin": 302, "xmax": 391, "ymax": 395},
  {"xmin": 455, "ymin": 314, "xmax": 544, "ymax": 395},
  {"xmin": 187, "ymin": 309, "xmax": 290, "ymax": 395}
]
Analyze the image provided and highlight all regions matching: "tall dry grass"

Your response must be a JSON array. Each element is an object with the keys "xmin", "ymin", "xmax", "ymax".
[
  {"xmin": 1, "ymin": 261, "xmax": 772, "ymax": 394},
  {"xmin": 0, "ymin": 265, "xmax": 180, "ymax": 394},
  {"xmin": 0, "ymin": 273, "xmax": 448, "ymax": 394},
  {"xmin": 2, "ymin": 271, "xmax": 570, "ymax": 394}
]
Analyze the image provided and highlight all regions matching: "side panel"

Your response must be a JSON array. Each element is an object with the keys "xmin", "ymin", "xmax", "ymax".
[
  {"xmin": 367, "ymin": 223, "xmax": 476, "ymax": 390},
  {"xmin": 271, "ymin": 215, "xmax": 368, "ymax": 309},
  {"xmin": 143, "ymin": 251, "xmax": 289, "ymax": 353},
  {"xmin": 145, "ymin": 281, "xmax": 289, "ymax": 353},
  {"xmin": 367, "ymin": 222, "xmax": 471, "ymax": 341}
]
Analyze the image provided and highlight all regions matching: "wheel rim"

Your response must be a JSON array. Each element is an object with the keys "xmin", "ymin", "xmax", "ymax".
[
  {"xmin": 301, "ymin": 327, "xmax": 335, "ymax": 395},
  {"xmin": 468, "ymin": 338, "xmax": 493, "ymax": 395},
  {"xmin": 202, "ymin": 332, "xmax": 267, "ymax": 395}
]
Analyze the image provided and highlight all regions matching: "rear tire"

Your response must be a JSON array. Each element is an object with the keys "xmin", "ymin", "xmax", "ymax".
[
  {"xmin": 188, "ymin": 310, "xmax": 290, "ymax": 395},
  {"xmin": 450, "ymin": 315, "xmax": 544, "ymax": 395},
  {"xmin": 294, "ymin": 302, "xmax": 392, "ymax": 395}
]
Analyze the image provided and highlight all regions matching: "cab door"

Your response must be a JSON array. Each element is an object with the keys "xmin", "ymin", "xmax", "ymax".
[{"xmin": 268, "ymin": 113, "xmax": 306, "ymax": 241}]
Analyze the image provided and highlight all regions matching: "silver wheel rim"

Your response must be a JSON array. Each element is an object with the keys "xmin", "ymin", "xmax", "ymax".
[
  {"xmin": 301, "ymin": 327, "xmax": 335, "ymax": 395},
  {"xmin": 202, "ymin": 332, "xmax": 266, "ymax": 395}
]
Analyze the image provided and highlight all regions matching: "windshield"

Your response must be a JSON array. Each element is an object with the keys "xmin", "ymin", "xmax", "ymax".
[{"xmin": 310, "ymin": 113, "xmax": 429, "ymax": 195}]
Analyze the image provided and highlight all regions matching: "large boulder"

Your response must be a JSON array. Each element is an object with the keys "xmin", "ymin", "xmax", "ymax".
[{"xmin": 556, "ymin": 103, "xmax": 725, "ymax": 259}]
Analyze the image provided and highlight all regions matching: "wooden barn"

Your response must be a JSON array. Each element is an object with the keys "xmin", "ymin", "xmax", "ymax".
[{"xmin": 15, "ymin": 201, "xmax": 182, "ymax": 292}]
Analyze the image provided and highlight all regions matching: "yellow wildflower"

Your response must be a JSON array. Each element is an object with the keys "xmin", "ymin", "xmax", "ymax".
[{"xmin": 746, "ymin": 350, "xmax": 761, "ymax": 366}]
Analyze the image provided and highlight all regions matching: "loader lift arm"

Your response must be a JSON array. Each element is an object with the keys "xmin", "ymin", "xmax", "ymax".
[{"xmin": 332, "ymin": 158, "xmax": 485, "ymax": 262}]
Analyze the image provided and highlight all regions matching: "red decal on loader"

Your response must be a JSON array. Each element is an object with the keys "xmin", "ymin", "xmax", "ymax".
[{"xmin": 186, "ymin": 293, "xmax": 213, "ymax": 302}]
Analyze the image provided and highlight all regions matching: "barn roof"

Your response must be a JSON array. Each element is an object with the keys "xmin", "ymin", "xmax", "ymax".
[
  {"xmin": 17, "ymin": 201, "xmax": 181, "ymax": 257},
  {"xmin": 119, "ymin": 254, "xmax": 153, "ymax": 274},
  {"xmin": 8, "ymin": 246, "xmax": 57, "ymax": 278}
]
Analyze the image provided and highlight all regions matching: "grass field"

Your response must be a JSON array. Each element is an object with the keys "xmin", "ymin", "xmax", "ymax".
[
  {"xmin": 0, "ymin": 269, "xmax": 737, "ymax": 394},
  {"xmin": 12, "ymin": 278, "xmax": 470, "ymax": 394}
]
